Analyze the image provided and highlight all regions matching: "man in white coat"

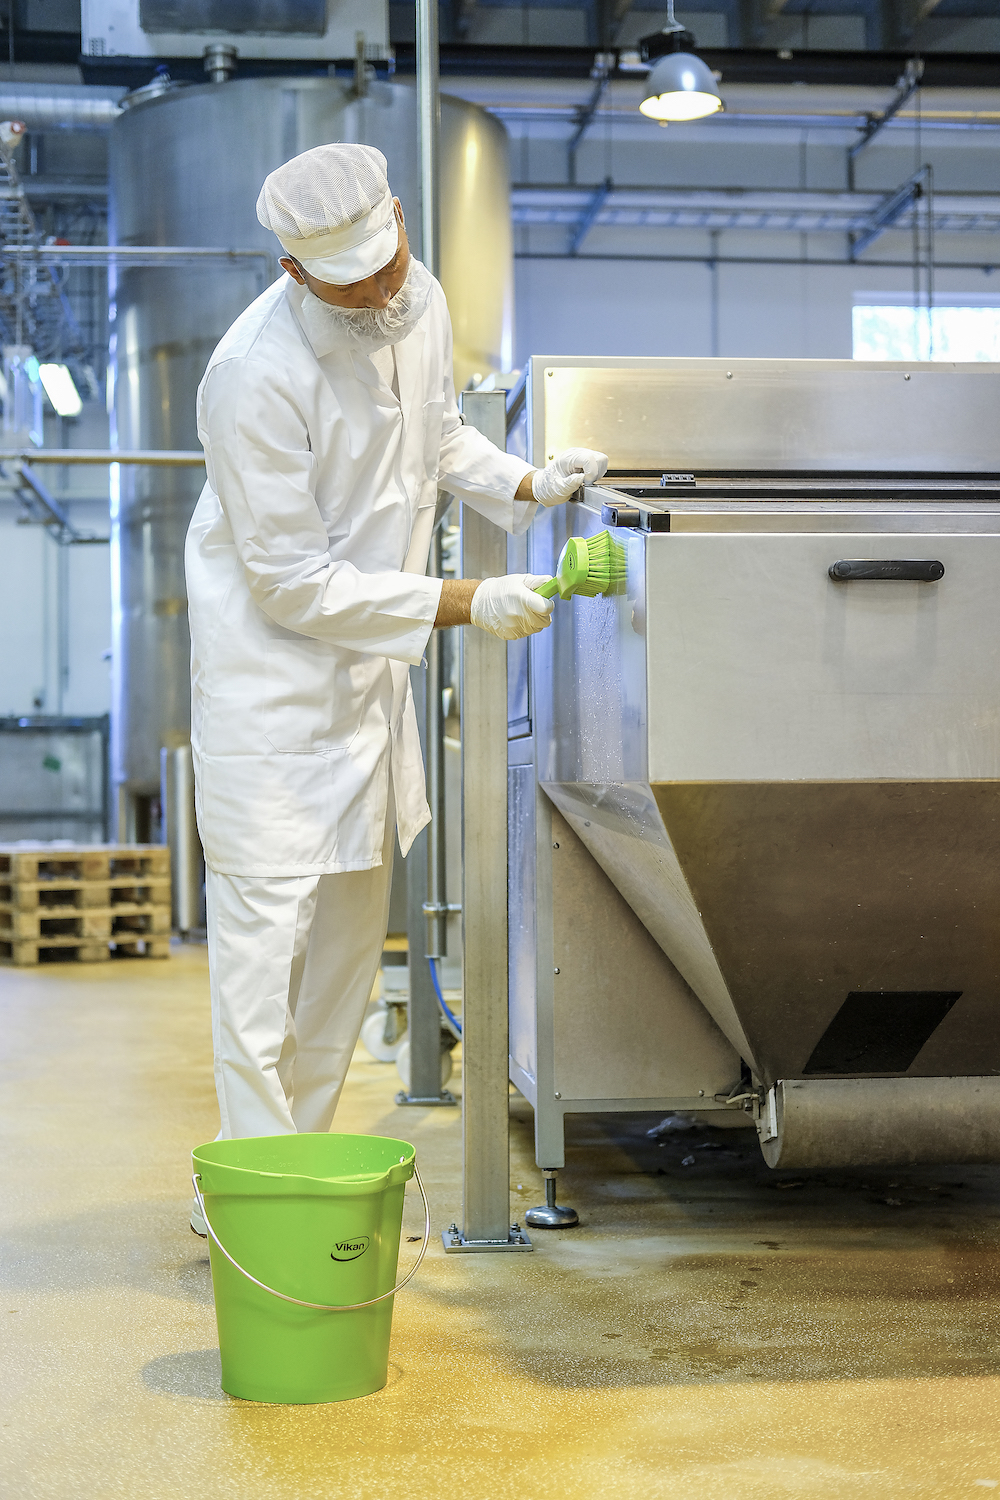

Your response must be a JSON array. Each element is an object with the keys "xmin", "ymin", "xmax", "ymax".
[{"xmin": 185, "ymin": 143, "xmax": 606, "ymax": 1230}]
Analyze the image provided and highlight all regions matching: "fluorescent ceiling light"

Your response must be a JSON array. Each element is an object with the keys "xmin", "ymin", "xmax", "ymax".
[
  {"xmin": 639, "ymin": 51, "xmax": 724, "ymax": 122},
  {"xmin": 38, "ymin": 363, "xmax": 82, "ymax": 417}
]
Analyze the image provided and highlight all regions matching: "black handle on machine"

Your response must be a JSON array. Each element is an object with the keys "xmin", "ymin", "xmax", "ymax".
[
  {"xmin": 601, "ymin": 502, "xmax": 642, "ymax": 529},
  {"xmin": 829, "ymin": 559, "xmax": 945, "ymax": 583}
]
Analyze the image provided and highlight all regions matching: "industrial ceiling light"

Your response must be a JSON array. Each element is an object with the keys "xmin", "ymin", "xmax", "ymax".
[
  {"xmin": 638, "ymin": 1, "xmax": 723, "ymax": 123},
  {"xmin": 38, "ymin": 363, "xmax": 82, "ymax": 418},
  {"xmin": 640, "ymin": 52, "xmax": 724, "ymax": 121}
]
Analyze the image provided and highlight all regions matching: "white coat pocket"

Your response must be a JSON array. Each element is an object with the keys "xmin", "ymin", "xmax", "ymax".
[{"xmin": 263, "ymin": 638, "xmax": 369, "ymax": 754}]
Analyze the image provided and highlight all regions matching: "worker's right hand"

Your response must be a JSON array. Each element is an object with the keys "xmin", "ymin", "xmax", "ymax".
[{"xmin": 470, "ymin": 574, "xmax": 555, "ymax": 640}]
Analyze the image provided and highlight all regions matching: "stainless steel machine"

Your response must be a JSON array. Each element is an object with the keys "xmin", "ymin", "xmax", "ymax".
[{"xmin": 507, "ymin": 356, "xmax": 1000, "ymax": 1204}]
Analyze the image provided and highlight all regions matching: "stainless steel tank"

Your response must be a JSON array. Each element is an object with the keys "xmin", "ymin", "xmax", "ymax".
[{"xmin": 109, "ymin": 75, "xmax": 512, "ymax": 835}]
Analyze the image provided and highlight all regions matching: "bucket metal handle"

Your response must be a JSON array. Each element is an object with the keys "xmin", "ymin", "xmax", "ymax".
[{"xmin": 191, "ymin": 1161, "xmax": 430, "ymax": 1313}]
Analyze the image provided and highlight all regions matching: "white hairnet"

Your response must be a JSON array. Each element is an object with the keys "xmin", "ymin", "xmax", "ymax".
[{"xmin": 256, "ymin": 143, "xmax": 399, "ymax": 286}]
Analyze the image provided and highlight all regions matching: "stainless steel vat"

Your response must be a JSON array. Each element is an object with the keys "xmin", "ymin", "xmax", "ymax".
[
  {"xmin": 109, "ymin": 75, "xmax": 512, "ymax": 834},
  {"xmin": 510, "ymin": 356, "xmax": 1000, "ymax": 1170}
]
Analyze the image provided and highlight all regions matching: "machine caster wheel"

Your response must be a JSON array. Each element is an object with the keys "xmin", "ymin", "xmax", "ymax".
[
  {"xmin": 525, "ymin": 1170, "xmax": 579, "ymax": 1229},
  {"xmin": 395, "ymin": 1038, "xmax": 453, "ymax": 1092},
  {"xmin": 359, "ymin": 1007, "xmax": 405, "ymax": 1063}
]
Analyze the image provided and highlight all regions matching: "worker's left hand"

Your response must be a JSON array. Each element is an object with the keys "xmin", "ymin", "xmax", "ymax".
[{"xmin": 531, "ymin": 447, "xmax": 609, "ymax": 507}]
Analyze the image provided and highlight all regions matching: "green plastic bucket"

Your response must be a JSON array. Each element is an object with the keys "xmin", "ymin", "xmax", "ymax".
[{"xmin": 191, "ymin": 1133, "xmax": 427, "ymax": 1404}]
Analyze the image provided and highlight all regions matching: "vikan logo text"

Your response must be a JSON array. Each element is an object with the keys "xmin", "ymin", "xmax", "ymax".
[{"xmin": 331, "ymin": 1235, "xmax": 370, "ymax": 1262}]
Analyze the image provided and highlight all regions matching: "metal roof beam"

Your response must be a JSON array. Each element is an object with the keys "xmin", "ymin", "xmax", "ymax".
[
  {"xmin": 848, "ymin": 55, "xmax": 924, "ymax": 186},
  {"xmin": 513, "ymin": 180, "xmax": 1000, "ymax": 234},
  {"xmin": 850, "ymin": 165, "xmax": 928, "ymax": 255},
  {"xmin": 568, "ymin": 175, "xmax": 614, "ymax": 253},
  {"xmin": 566, "ymin": 52, "xmax": 615, "ymax": 183},
  {"xmin": 11, "ymin": 462, "xmax": 89, "ymax": 546}
]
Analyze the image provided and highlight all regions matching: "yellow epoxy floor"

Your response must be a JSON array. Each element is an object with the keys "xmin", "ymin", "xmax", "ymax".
[{"xmin": 4, "ymin": 946, "xmax": 1000, "ymax": 1498}]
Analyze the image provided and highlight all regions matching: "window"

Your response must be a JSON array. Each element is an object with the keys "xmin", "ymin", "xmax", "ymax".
[{"xmin": 853, "ymin": 297, "xmax": 1000, "ymax": 362}]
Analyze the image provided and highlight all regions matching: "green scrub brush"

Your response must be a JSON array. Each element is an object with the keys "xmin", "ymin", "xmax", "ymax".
[{"xmin": 534, "ymin": 530, "xmax": 625, "ymax": 602}]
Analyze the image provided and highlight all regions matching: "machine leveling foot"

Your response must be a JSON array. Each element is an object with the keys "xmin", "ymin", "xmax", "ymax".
[{"xmin": 525, "ymin": 1169, "xmax": 579, "ymax": 1229}]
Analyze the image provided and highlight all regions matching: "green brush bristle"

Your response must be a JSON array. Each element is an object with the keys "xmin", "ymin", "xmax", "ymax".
[
  {"xmin": 535, "ymin": 529, "xmax": 627, "ymax": 601},
  {"xmin": 573, "ymin": 531, "xmax": 612, "ymax": 596}
]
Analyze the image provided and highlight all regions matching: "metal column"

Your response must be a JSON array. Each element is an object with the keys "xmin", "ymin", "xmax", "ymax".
[
  {"xmin": 423, "ymin": 527, "xmax": 452, "ymax": 965},
  {"xmin": 416, "ymin": 0, "xmax": 440, "ymax": 278},
  {"xmin": 398, "ymin": 542, "xmax": 458, "ymax": 1109},
  {"xmin": 444, "ymin": 389, "xmax": 531, "ymax": 1253},
  {"xmin": 160, "ymin": 744, "xmax": 204, "ymax": 935},
  {"xmin": 400, "ymin": 11, "xmax": 452, "ymax": 1108}
]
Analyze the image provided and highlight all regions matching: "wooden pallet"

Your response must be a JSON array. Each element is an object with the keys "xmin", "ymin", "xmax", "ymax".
[
  {"xmin": 2, "ymin": 934, "xmax": 112, "ymax": 965},
  {"xmin": 0, "ymin": 931, "xmax": 172, "ymax": 966},
  {"xmin": 0, "ymin": 844, "xmax": 174, "ymax": 964},
  {"xmin": 109, "ymin": 938, "xmax": 170, "ymax": 960},
  {"xmin": 0, "ymin": 843, "xmax": 171, "ymax": 882},
  {"xmin": 0, "ymin": 876, "xmax": 172, "ymax": 911},
  {"xmin": 0, "ymin": 904, "xmax": 172, "ymax": 941}
]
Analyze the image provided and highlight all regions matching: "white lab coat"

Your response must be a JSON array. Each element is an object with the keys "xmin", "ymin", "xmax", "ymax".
[{"xmin": 185, "ymin": 272, "xmax": 533, "ymax": 876}]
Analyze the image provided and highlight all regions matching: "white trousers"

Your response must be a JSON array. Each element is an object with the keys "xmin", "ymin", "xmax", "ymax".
[{"xmin": 205, "ymin": 820, "xmax": 394, "ymax": 1139}]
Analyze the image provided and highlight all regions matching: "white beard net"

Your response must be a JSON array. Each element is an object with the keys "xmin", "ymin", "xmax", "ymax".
[{"xmin": 309, "ymin": 256, "xmax": 434, "ymax": 354}]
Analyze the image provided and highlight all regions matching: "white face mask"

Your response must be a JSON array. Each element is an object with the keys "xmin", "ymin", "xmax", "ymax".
[{"xmin": 308, "ymin": 256, "xmax": 434, "ymax": 355}]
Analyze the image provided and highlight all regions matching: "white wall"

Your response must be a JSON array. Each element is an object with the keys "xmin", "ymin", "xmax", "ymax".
[
  {"xmin": 0, "ymin": 501, "xmax": 112, "ymax": 719},
  {"xmin": 509, "ymin": 96, "xmax": 1000, "ymax": 366},
  {"xmin": 515, "ymin": 255, "xmax": 999, "ymax": 364},
  {"xmin": 0, "ymin": 404, "xmax": 112, "ymax": 719}
]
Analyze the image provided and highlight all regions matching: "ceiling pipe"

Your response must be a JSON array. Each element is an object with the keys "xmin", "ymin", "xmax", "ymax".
[{"xmin": 0, "ymin": 85, "xmax": 124, "ymax": 131}]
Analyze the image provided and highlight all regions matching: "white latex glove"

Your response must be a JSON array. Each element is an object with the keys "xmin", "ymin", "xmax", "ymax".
[
  {"xmin": 470, "ymin": 574, "xmax": 555, "ymax": 641},
  {"xmin": 531, "ymin": 447, "xmax": 609, "ymax": 507}
]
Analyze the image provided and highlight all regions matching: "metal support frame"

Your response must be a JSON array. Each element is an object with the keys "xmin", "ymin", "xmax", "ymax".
[
  {"xmin": 446, "ymin": 0, "xmax": 479, "ymax": 43},
  {"xmin": 416, "ymin": 0, "xmax": 441, "ymax": 278},
  {"xmin": 10, "ymin": 460, "xmax": 106, "ymax": 544},
  {"xmin": 0, "ymin": 244, "xmax": 276, "ymax": 275},
  {"xmin": 354, "ymin": 29, "xmax": 370, "ymax": 98},
  {"xmin": 0, "ymin": 246, "xmax": 272, "ymax": 385},
  {"xmin": 512, "ymin": 182, "xmax": 1000, "ymax": 239},
  {"xmin": 0, "ymin": 449, "xmax": 205, "ymax": 464},
  {"xmin": 708, "ymin": 227, "xmax": 720, "ymax": 358},
  {"xmin": 600, "ymin": 0, "xmax": 637, "ymax": 46},
  {"xmin": 566, "ymin": 52, "xmax": 614, "ymax": 186},
  {"xmin": 160, "ymin": 743, "xmax": 204, "ymax": 935},
  {"xmin": 850, "ymin": 162, "xmax": 933, "ymax": 260},
  {"xmin": 0, "ymin": 713, "xmax": 111, "ymax": 838},
  {"xmin": 423, "ymin": 526, "xmax": 450, "ymax": 962},
  {"xmin": 911, "ymin": 162, "xmax": 935, "ymax": 359},
  {"xmin": 847, "ymin": 56, "xmax": 924, "ymax": 190},
  {"xmin": 0, "ymin": 132, "xmax": 85, "ymax": 361},
  {"xmin": 397, "ymin": 0, "xmax": 457, "ymax": 1111},
  {"xmin": 397, "ymin": 531, "xmax": 458, "ymax": 1109},
  {"xmin": 446, "ymin": 388, "xmax": 531, "ymax": 1253},
  {"xmin": 568, "ymin": 175, "xmax": 613, "ymax": 257}
]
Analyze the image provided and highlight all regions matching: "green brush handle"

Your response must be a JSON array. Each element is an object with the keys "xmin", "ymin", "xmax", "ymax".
[{"xmin": 534, "ymin": 577, "xmax": 559, "ymax": 599}]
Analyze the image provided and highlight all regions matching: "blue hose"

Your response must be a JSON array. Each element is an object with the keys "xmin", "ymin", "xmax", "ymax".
[{"xmin": 428, "ymin": 956, "xmax": 462, "ymax": 1035}]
